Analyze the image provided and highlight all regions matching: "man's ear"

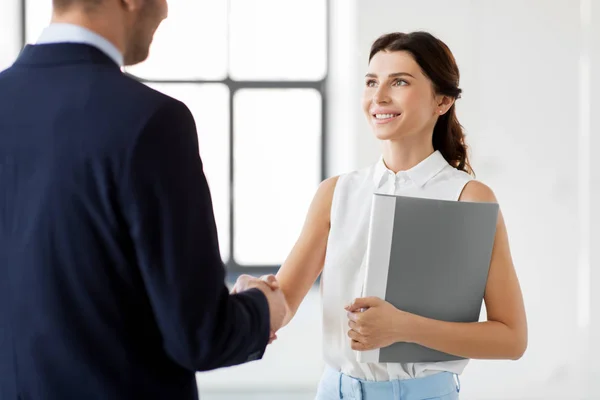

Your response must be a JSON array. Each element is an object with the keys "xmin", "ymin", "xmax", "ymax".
[{"xmin": 120, "ymin": 0, "xmax": 143, "ymax": 12}]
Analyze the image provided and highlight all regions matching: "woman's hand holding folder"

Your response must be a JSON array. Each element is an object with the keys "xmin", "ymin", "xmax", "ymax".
[{"xmin": 345, "ymin": 297, "xmax": 416, "ymax": 351}]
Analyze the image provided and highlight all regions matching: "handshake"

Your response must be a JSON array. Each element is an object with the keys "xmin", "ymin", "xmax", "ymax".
[{"xmin": 231, "ymin": 274, "xmax": 289, "ymax": 344}]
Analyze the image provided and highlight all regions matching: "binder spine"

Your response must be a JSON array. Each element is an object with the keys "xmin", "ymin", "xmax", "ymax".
[{"xmin": 357, "ymin": 193, "xmax": 396, "ymax": 363}]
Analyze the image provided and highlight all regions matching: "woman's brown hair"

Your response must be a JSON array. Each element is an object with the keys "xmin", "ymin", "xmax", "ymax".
[{"xmin": 369, "ymin": 31, "xmax": 473, "ymax": 175}]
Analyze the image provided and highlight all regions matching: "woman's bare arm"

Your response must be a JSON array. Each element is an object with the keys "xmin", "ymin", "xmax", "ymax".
[
  {"xmin": 276, "ymin": 176, "xmax": 339, "ymax": 327},
  {"xmin": 404, "ymin": 181, "xmax": 528, "ymax": 359}
]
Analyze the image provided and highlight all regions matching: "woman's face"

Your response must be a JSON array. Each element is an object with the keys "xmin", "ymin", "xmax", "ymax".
[{"xmin": 362, "ymin": 50, "xmax": 443, "ymax": 142}]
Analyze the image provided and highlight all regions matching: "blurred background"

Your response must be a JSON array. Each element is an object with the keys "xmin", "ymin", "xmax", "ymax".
[{"xmin": 1, "ymin": 0, "xmax": 599, "ymax": 399}]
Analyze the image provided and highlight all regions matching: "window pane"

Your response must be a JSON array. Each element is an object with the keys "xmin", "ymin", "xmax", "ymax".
[
  {"xmin": 147, "ymin": 83, "xmax": 230, "ymax": 262},
  {"xmin": 233, "ymin": 89, "xmax": 321, "ymax": 265},
  {"xmin": 0, "ymin": 0, "xmax": 21, "ymax": 71},
  {"xmin": 229, "ymin": 0, "xmax": 327, "ymax": 81},
  {"xmin": 125, "ymin": 1, "xmax": 227, "ymax": 80},
  {"xmin": 25, "ymin": 0, "xmax": 53, "ymax": 44}
]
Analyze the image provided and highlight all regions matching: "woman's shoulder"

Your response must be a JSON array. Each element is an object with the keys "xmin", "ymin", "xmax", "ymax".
[
  {"xmin": 317, "ymin": 175, "xmax": 341, "ymax": 195},
  {"xmin": 310, "ymin": 175, "xmax": 341, "ymax": 212},
  {"xmin": 458, "ymin": 179, "xmax": 498, "ymax": 203}
]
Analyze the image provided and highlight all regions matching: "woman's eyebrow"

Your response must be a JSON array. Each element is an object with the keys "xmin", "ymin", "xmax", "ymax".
[{"xmin": 365, "ymin": 72, "xmax": 415, "ymax": 78}]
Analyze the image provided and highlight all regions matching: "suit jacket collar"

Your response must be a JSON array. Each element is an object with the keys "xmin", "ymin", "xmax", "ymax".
[{"xmin": 14, "ymin": 43, "xmax": 121, "ymax": 70}]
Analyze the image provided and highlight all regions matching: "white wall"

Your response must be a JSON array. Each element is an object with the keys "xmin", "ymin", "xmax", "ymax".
[
  {"xmin": 325, "ymin": 0, "xmax": 358, "ymax": 177},
  {"xmin": 0, "ymin": 0, "xmax": 21, "ymax": 71},
  {"xmin": 588, "ymin": 0, "xmax": 600, "ymax": 396}
]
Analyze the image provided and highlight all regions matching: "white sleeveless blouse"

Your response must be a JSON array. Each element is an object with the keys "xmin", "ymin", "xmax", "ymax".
[{"xmin": 320, "ymin": 150, "xmax": 473, "ymax": 381}]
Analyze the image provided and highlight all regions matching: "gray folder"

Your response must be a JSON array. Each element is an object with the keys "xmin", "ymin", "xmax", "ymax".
[{"xmin": 357, "ymin": 193, "xmax": 499, "ymax": 364}]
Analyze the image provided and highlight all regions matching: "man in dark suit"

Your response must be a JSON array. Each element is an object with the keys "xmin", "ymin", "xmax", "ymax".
[{"xmin": 0, "ymin": 0, "xmax": 288, "ymax": 398}]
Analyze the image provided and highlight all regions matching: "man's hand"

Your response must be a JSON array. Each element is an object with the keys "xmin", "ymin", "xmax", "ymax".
[
  {"xmin": 231, "ymin": 274, "xmax": 289, "ymax": 336},
  {"xmin": 230, "ymin": 274, "xmax": 279, "ymax": 294}
]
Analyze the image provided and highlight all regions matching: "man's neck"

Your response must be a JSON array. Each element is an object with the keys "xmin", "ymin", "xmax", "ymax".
[{"xmin": 51, "ymin": 10, "xmax": 125, "ymax": 56}]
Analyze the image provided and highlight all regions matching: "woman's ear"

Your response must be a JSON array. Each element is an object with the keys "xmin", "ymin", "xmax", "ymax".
[{"xmin": 436, "ymin": 95, "xmax": 455, "ymax": 116}]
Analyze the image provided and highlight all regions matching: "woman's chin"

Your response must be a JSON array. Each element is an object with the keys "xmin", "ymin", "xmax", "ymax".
[
  {"xmin": 371, "ymin": 125, "xmax": 423, "ymax": 142},
  {"xmin": 373, "ymin": 129, "xmax": 402, "ymax": 141}
]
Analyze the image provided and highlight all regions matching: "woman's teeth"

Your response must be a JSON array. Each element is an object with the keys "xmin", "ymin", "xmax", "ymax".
[{"xmin": 375, "ymin": 113, "xmax": 399, "ymax": 119}]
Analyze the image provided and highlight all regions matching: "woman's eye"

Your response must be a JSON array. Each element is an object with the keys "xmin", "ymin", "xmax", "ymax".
[{"xmin": 393, "ymin": 79, "xmax": 408, "ymax": 87}]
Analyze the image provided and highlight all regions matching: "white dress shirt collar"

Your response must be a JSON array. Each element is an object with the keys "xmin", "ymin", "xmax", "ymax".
[{"xmin": 373, "ymin": 150, "xmax": 449, "ymax": 189}]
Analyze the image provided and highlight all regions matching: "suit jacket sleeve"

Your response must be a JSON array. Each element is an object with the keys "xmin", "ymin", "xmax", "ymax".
[{"xmin": 120, "ymin": 99, "xmax": 270, "ymax": 371}]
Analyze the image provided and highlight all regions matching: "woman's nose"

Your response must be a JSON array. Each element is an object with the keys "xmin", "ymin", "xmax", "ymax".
[{"xmin": 372, "ymin": 87, "xmax": 391, "ymax": 104}]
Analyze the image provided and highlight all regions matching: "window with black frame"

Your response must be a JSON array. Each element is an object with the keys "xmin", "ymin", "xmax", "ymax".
[{"xmin": 22, "ymin": 0, "xmax": 328, "ymax": 276}]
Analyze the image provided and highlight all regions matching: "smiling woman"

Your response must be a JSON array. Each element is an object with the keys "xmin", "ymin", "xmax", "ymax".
[
  {"xmin": 362, "ymin": 32, "xmax": 471, "ymax": 175},
  {"xmin": 269, "ymin": 31, "xmax": 527, "ymax": 400}
]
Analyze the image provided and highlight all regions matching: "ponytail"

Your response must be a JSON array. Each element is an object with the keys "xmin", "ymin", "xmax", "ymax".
[{"xmin": 433, "ymin": 104, "xmax": 473, "ymax": 176}]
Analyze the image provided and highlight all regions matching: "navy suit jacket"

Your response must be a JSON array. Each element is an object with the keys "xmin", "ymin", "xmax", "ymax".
[{"xmin": 0, "ymin": 43, "xmax": 270, "ymax": 399}]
